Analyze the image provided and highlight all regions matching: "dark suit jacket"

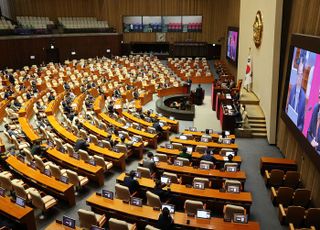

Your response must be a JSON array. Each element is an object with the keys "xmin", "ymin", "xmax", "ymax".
[
  {"xmin": 123, "ymin": 176, "xmax": 140, "ymax": 194},
  {"xmin": 288, "ymin": 85, "xmax": 306, "ymax": 131},
  {"xmin": 307, "ymin": 103, "xmax": 320, "ymax": 153}
]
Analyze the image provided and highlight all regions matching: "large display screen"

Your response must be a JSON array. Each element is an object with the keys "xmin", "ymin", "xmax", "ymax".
[
  {"xmin": 123, "ymin": 16, "xmax": 202, "ymax": 33},
  {"xmin": 226, "ymin": 27, "xmax": 239, "ymax": 65},
  {"xmin": 282, "ymin": 34, "xmax": 320, "ymax": 164}
]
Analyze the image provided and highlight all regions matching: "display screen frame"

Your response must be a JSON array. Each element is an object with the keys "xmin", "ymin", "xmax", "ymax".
[
  {"xmin": 226, "ymin": 26, "xmax": 239, "ymax": 66},
  {"xmin": 281, "ymin": 33, "xmax": 320, "ymax": 168}
]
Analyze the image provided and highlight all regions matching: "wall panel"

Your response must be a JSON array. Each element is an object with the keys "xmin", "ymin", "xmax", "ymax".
[{"xmin": 277, "ymin": 0, "xmax": 320, "ymax": 207}]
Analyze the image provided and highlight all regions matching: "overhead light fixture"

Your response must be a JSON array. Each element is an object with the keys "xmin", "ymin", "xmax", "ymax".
[
  {"xmin": 30, "ymin": 55, "xmax": 35, "ymax": 59},
  {"xmin": 106, "ymin": 49, "xmax": 111, "ymax": 53},
  {"xmin": 71, "ymin": 51, "xmax": 76, "ymax": 55}
]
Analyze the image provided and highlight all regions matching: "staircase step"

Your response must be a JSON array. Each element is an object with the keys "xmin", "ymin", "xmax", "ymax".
[
  {"xmin": 249, "ymin": 119, "xmax": 266, "ymax": 124},
  {"xmin": 250, "ymin": 128, "xmax": 267, "ymax": 133},
  {"xmin": 247, "ymin": 115, "xmax": 265, "ymax": 120},
  {"xmin": 250, "ymin": 123, "xmax": 266, "ymax": 128},
  {"xmin": 251, "ymin": 132, "xmax": 267, "ymax": 138}
]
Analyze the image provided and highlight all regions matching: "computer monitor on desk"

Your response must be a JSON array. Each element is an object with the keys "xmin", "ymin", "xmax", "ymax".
[
  {"xmin": 162, "ymin": 204, "xmax": 175, "ymax": 214},
  {"xmin": 0, "ymin": 187, "xmax": 5, "ymax": 197},
  {"xmin": 63, "ymin": 216, "xmax": 76, "ymax": 229},
  {"xmin": 15, "ymin": 196, "xmax": 25, "ymax": 208},
  {"xmin": 196, "ymin": 209, "xmax": 211, "ymax": 219}
]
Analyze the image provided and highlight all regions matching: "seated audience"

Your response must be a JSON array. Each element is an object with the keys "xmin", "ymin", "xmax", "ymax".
[
  {"xmin": 123, "ymin": 170, "xmax": 140, "ymax": 194},
  {"xmin": 156, "ymin": 207, "xmax": 174, "ymax": 230},
  {"xmin": 74, "ymin": 138, "xmax": 89, "ymax": 152},
  {"xmin": 143, "ymin": 152, "xmax": 156, "ymax": 173},
  {"xmin": 178, "ymin": 147, "xmax": 192, "ymax": 161}
]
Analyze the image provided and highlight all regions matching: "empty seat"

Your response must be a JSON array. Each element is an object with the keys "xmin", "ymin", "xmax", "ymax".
[
  {"xmin": 93, "ymin": 155, "xmax": 113, "ymax": 172},
  {"xmin": 0, "ymin": 175, "xmax": 23, "ymax": 194},
  {"xmin": 66, "ymin": 170, "xmax": 89, "ymax": 192},
  {"xmin": 172, "ymin": 143, "xmax": 183, "ymax": 150},
  {"xmin": 193, "ymin": 177, "xmax": 210, "ymax": 188},
  {"xmin": 49, "ymin": 164, "xmax": 67, "ymax": 180},
  {"xmin": 224, "ymin": 179, "xmax": 242, "ymax": 191},
  {"xmin": 162, "ymin": 172, "xmax": 179, "ymax": 184},
  {"xmin": 264, "ymin": 169, "xmax": 285, "ymax": 188},
  {"xmin": 195, "ymin": 145, "xmax": 207, "ymax": 154},
  {"xmin": 115, "ymin": 183, "xmax": 133, "ymax": 202},
  {"xmin": 184, "ymin": 199, "xmax": 204, "ymax": 215},
  {"xmin": 34, "ymin": 155, "xmax": 51, "ymax": 173},
  {"xmin": 279, "ymin": 205, "xmax": 305, "ymax": 227},
  {"xmin": 223, "ymin": 204, "xmax": 246, "ymax": 220},
  {"xmin": 292, "ymin": 189, "xmax": 311, "ymax": 208},
  {"xmin": 199, "ymin": 160, "xmax": 215, "ymax": 169},
  {"xmin": 79, "ymin": 149, "xmax": 93, "ymax": 162},
  {"xmin": 271, "ymin": 186, "xmax": 294, "ymax": 207},
  {"xmin": 12, "ymin": 183, "xmax": 37, "ymax": 202},
  {"xmin": 78, "ymin": 209, "xmax": 106, "ymax": 229},
  {"xmin": 109, "ymin": 218, "xmax": 136, "ymax": 230},
  {"xmin": 305, "ymin": 208, "xmax": 320, "ymax": 229},
  {"xmin": 146, "ymin": 191, "xmax": 161, "ymax": 209},
  {"xmin": 176, "ymin": 157, "xmax": 190, "ymax": 166},
  {"xmin": 137, "ymin": 166, "xmax": 153, "ymax": 178},
  {"xmin": 29, "ymin": 189, "xmax": 57, "ymax": 219},
  {"xmin": 283, "ymin": 171, "xmax": 300, "ymax": 188}
]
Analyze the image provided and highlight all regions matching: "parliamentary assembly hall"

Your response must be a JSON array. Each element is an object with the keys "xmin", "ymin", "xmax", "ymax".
[{"xmin": 0, "ymin": 0, "xmax": 319, "ymax": 230}]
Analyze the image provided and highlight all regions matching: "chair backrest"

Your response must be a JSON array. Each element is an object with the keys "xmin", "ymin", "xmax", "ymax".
[
  {"xmin": 305, "ymin": 208, "xmax": 320, "ymax": 229},
  {"xmin": 12, "ymin": 183, "xmax": 28, "ymax": 201},
  {"xmin": 220, "ymin": 148, "xmax": 234, "ymax": 156},
  {"xmin": 93, "ymin": 155, "xmax": 106, "ymax": 170},
  {"xmin": 115, "ymin": 183, "xmax": 131, "ymax": 202},
  {"xmin": 155, "ymin": 153, "xmax": 167, "ymax": 162},
  {"xmin": 0, "ymin": 175, "xmax": 13, "ymax": 191},
  {"xmin": 276, "ymin": 187, "xmax": 294, "ymax": 207},
  {"xmin": 34, "ymin": 155, "xmax": 46, "ymax": 173},
  {"xmin": 101, "ymin": 140, "xmax": 112, "ymax": 149},
  {"xmin": 146, "ymin": 191, "xmax": 161, "ymax": 208},
  {"xmin": 200, "ymin": 160, "xmax": 214, "ymax": 169},
  {"xmin": 23, "ymin": 148, "xmax": 34, "ymax": 163},
  {"xmin": 80, "ymin": 129, "xmax": 88, "ymax": 140},
  {"xmin": 137, "ymin": 166, "xmax": 152, "ymax": 178},
  {"xmin": 269, "ymin": 169, "xmax": 285, "ymax": 187},
  {"xmin": 145, "ymin": 225, "xmax": 160, "ymax": 230},
  {"xmin": 49, "ymin": 164, "xmax": 62, "ymax": 180},
  {"xmin": 116, "ymin": 144, "xmax": 127, "ymax": 154},
  {"xmin": 147, "ymin": 127, "xmax": 156, "ymax": 134},
  {"xmin": 176, "ymin": 157, "xmax": 190, "ymax": 166},
  {"xmin": 163, "ymin": 172, "xmax": 179, "ymax": 183},
  {"xmin": 223, "ymin": 204, "xmax": 246, "ymax": 220},
  {"xmin": 172, "ymin": 143, "xmax": 183, "ymax": 150},
  {"xmin": 29, "ymin": 190, "xmax": 45, "ymax": 211},
  {"xmin": 193, "ymin": 177, "xmax": 210, "ymax": 188},
  {"xmin": 78, "ymin": 209, "xmax": 98, "ymax": 229},
  {"xmin": 79, "ymin": 149, "xmax": 90, "ymax": 162},
  {"xmin": 283, "ymin": 171, "xmax": 300, "ymax": 188},
  {"xmin": 66, "ymin": 170, "xmax": 80, "ymax": 187},
  {"xmin": 65, "ymin": 143, "xmax": 75, "ymax": 156},
  {"xmin": 54, "ymin": 138, "xmax": 65, "ymax": 151},
  {"xmin": 109, "ymin": 218, "xmax": 130, "ymax": 230},
  {"xmin": 292, "ymin": 189, "xmax": 311, "ymax": 208},
  {"xmin": 184, "ymin": 199, "xmax": 204, "ymax": 215},
  {"xmin": 286, "ymin": 206, "xmax": 305, "ymax": 227},
  {"xmin": 195, "ymin": 145, "xmax": 207, "ymax": 154}
]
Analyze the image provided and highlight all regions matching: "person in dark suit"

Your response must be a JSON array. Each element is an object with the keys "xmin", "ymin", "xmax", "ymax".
[
  {"xmin": 153, "ymin": 180, "xmax": 171, "ymax": 202},
  {"xmin": 186, "ymin": 77, "xmax": 192, "ymax": 94},
  {"xmin": 195, "ymin": 84, "xmax": 204, "ymax": 105},
  {"xmin": 307, "ymin": 90, "xmax": 320, "ymax": 153},
  {"xmin": 201, "ymin": 150, "xmax": 215, "ymax": 163},
  {"xmin": 74, "ymin": 138, "xmax": 89, "ymax": 152},
  {"xmin": 178, "ymin": 147, "xmax": 192, "ymax": 161},
  {"xmin": 287, "ymin": 61, "xmax": 306, "ymax": 131},
  {"xmin": 123, "ymin": 170, "xmax": 140, "ymax": 194},
  {"xmin": 156, "ymin": 207, "xmax": 174, "ymax": 230}
]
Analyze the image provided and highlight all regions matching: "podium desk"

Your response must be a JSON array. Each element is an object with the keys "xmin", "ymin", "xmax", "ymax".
[{"xmin": 260, "ymin": 157, "xmax": 297, "ymax": 174}]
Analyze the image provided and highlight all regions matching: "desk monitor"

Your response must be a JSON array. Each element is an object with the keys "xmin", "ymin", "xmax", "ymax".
[
  {"xmin": 131, "ymin": 197, "xmax": 143, "ymax": 207},
  {"xmin": 186, "ymin": 146, "xmax": 193, "ymax": 154},
  {"xmin": 199, "ymin": 163, "xmax": 210, "ymax": 170},
  {"xmin": 28, "ymin": 161, "xmax": 37, "ymax": 170},
  {"xmin": 90, "ymin": 226, "xmax": 104, "ymax": 230},
  {"xmin": 233, "ymin": 214, "xmax": 248, "ymax": 224},
  {"xmin": 196, "ymin": 209, "xmax": 211, "ymax": 219},
  {"xmin": 145, "ymin": 117, "xmax": 152, "ymax": 122},
  {"xmin": 134, "ymin": 171, "xmax": 141, "ymax": 179},
  {"xmin": 193, "ymin": 181, "xmax": 205, "ymax": 190},
  {"xmin": 166, "ymin": 143, "xmax": 173, "ymax": 149},
  {"xmin": 17, "ymin": 155, "xmax": 25, "ymax": 163},
  {"xmin": 160, "ymin": 176, "xmax": 171, "ymax": 185},
  {"xmin": 88, "ymin": 159, "xmax": 96, "ymax": 166},
  {"xmin": 169, "ymin": 116, "xmax": 175, "ymax": 120},
  {"xmin": 162, "ymin": 204, "xmax": 175, "ymax": 214},
  {"xmin": 201, "ymin": 137, "xmax": 209, "ymax": 143},
  {"xmin": 226, "ymin": 165, "xmax": 237, "ymax": 172},
  {"xmin": 72, "ymin": 152, "xmax": 80, "ymax": 160},
  {"xmin": 189, "ymin": 127, "xmax": 197, "ymax": 132},
  {"xmin": 224, "ymin": 130, "xmax": 230, "ymax": 136},
  {"xmin": 226, "ymin": 151, "xmax": 235, "ymax": 157},
  {"xmin": 113, "ymin": 146, "xmax": 119, "ymax": 153},
  {"xmin": 44, "ymin": 169, "xmax": 51, "ymax": 177},
  {"xmin": 159, "ymin": 122, "xmax": 165, "ymax": 127},
  {"xmin": 179, "ymin": 135, "xmax": 187, "ymax": 140},
  {"xmin": 63, "ymin": 215, "xmax": 76, "ymax": 229},
  {"xmin": 227, "ymin": 185, "xmax": 240, "ymax": 193},
  {"xmin": 222, "ymin": 138, "xmax": 231, "ymax": 145},
  {"xmin": 206, "ymin": 129, "xmax": 213, "ymax": 134},
  {"xmin": 0, "ymin": 187, "xmax": 5, "ymax": 197},
  {"xmin": 153, "ymin": 156, "xmax": 159, "ymax": 163},
  {"xmin": 60, "ymin": 175, "xmax": 69, "ymax": 184},
  {"xmin": 174, "ymin": 160, "xmax": 183, "ymax": 166},
  {"xmin": 102, "ymin": 190, "xmax": 114, "ymax": 200},
  {"xmin": 15, "ymin": 196, "xmax": 25, "ymax": 208}
]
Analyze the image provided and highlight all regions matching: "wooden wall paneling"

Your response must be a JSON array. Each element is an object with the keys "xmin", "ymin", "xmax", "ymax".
[{"xmin": 277, "ymin": 0, "xmax": 320, "ymax": 207}]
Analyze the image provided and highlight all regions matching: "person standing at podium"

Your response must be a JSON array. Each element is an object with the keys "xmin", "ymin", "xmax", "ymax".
[{"xmin": 186, "ymin": 77, "xmax": 192, "ymax": 94}]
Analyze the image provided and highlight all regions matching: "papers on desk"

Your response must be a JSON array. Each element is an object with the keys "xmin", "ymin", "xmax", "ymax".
[
  {"xmin": 114, "ymin": 105, "xmax": 121, "ymax": 109},
  {"xmin": 226, "ymin": 105, "xmax": 232, "ymax": 110}
]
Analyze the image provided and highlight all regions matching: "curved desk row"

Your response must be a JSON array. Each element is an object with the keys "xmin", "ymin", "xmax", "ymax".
[{"xmin": 170, "ymin": 137, "xmax": 238, "ymax": 150}]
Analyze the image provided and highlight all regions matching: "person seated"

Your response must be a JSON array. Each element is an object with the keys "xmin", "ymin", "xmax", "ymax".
[
  {"xmin": 153, "ymin": 121, "xmax": 163, "ymax": 133},
  {"xmin": 48, "ymin": 91, "xmax": 55, "ymax": 102},
  {"xmin": 4, "ymin": 124, "xmax": 25, "ymax": 139},
  {"xmin": 143, "ymin": 152, "xmax": 156, "ymax": 173},
  {"xmin": 178, "ymin": 147, "xmax": 192, "ymax": 161},
  {"xmin": 12, "ymin": 99, "xmax": 22, "ymax": 111},
  {"xmin": 74, "ymin": 138, "xmax": 89, "ymax": 152},
  {"xmin": 156, "ymin": 207, "xmax": 174, "ymax": 230},
  {"xmin": 108, "ymin": 101, "xmax": 115, "ymax": 114},
  {"xmin": 35, "ymin": 101, "xmax": 45, "ymax": 111},
  {"xmin": 201, "ymin": 150, "xmax": 215, "ymax": 163},
  {"xmin": 31, "ymin": 140, "xmax": 47, "ymax": 156},
  {"xmin": 123, "ymin": 170, "xmax": 140, "ymax": 194},
  {"xmin": 153, "ymin": 180, "xmax": 171, "ymax": 202}
]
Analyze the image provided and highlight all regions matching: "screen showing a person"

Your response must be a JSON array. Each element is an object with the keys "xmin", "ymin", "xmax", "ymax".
[
  {"xmin": 0, "ymin": 187, "xmax": 5, "ymax": 197},
  {"xmin": 166, "ymin": 144, "xmax": 173, "ymax": 149},
  {"xmin": 131, "ymin": 197, "xmax": 142, "ymax": 207},
  {"xmin": 88, "ymin": 159, "xmax": 96, "ymax": 166},
  {"xmin": 102, "ymin": 190, "xmax": 114, "ymax": 200},
  {"xmin": 227, "ymin": 185, "xmax": 240, "ymax": 193},
  {"xmin": 226, "ymin": 151, "xmax": 235, "ymax": 157},
  {"xmin": 174, "ymin": 160, "xmax": 183, "ymax": 166},
  {"xmin": 223, "ymin": 138, "xmax": 231, "ymax": 144},
  {"xmin": 186, "ymin": 146, "xmax": 193, "ymax": 154},
  {"xmin": 162, "ymin": 204, "xmax": 175, "ymax": 214},
  {"xmin": 226, "ymin": 165, "xmax": 237, "ymax": 172},
  {"xmin": 63, "ymin": 216, "xmax": 76, "ymax": 229},
  {"xmin": 199, "ymin": 163, "xmax": 210, "ymax": 170},
  {"xmin": 60, "ymin": 175, "xmax": 69, "ymax": 184},
  {"xmin": 226, "ymin": 28, "xmax": 239, "ymax": 64},
  {"xmin": 123, "ymin": 16, "xmax": 143, "ymax": 32},
  {"xmin": 72, "ymin": 152, "xmax": 80, "ymax": 160},
  {"xmin": 201, "ymin": 137, "xmax": 209, "ymax": 143},
  {"xmin": 134, "ymin": 171, "xmax": 141, "ymax": 178},
  {"xmin": 15, "ymin": 196, "xmax": 25, "ymax": 207},
  {"xmin": 160, "ymin": 176, "xmax": 171, "ymax": 184},
  {"xmin": 206, "ymin": 129, "xmax": 213, "ymax": 134},
  {"xmin": 284, "ymin": 46, "xmax": 320, "ymax": 154},
  {"xmin": 196, "ymin": 209, "xmax": 211, "ymax": 219},
  {"xmin": 44, "ymin": 169, "xmax": 51, "ymax": 177}
]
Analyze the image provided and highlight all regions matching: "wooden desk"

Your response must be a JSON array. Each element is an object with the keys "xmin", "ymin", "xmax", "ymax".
[
  {"xmin": 182, "ymin": 130, "xmax": 236, "ymax": 140},
  {"xmin": 170, "ymin": 137, "xmax": 238, "ymax": 150},
  {"xmin": 0, "ymin": 196, "xmax": 36, "ymax": 230},
  {"xmin": 116, "ymin": 173, "xmax": 252, "ymax": 213},
  {"xmin": 45, "ymin": 221, "xmax": 81, "ymax": 230},
  {"xmin": 149, "ymin": 113, "xmax": 179, "ymax": 133},
  {"xmin": 87, "ymin": 194, "xmax": 259, "ymax": 230},
  {"xmin": 47, "ymin": 115, "xmax": 125, "ymax": 170},
  {"xmin": 6, "ymin": 155, "xmax": 76, "ymax": 206},
  {"xmin": 155, "ymin": 162, "xmax": 246, "ymax": 184},
  {"xmin": 260, "ymin": 157, "xmax": 297, "ymax": 174},
  {"xmin": 45, "ymin": 148, "xmax": 105, "ymax": 186},
  {"xmin": 157, "ymin": 86, "xmax": 188, "ymax": 97},
  {"xmin": 139, "ymin": 92, "xmax": 153, "ymax": 105}
]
